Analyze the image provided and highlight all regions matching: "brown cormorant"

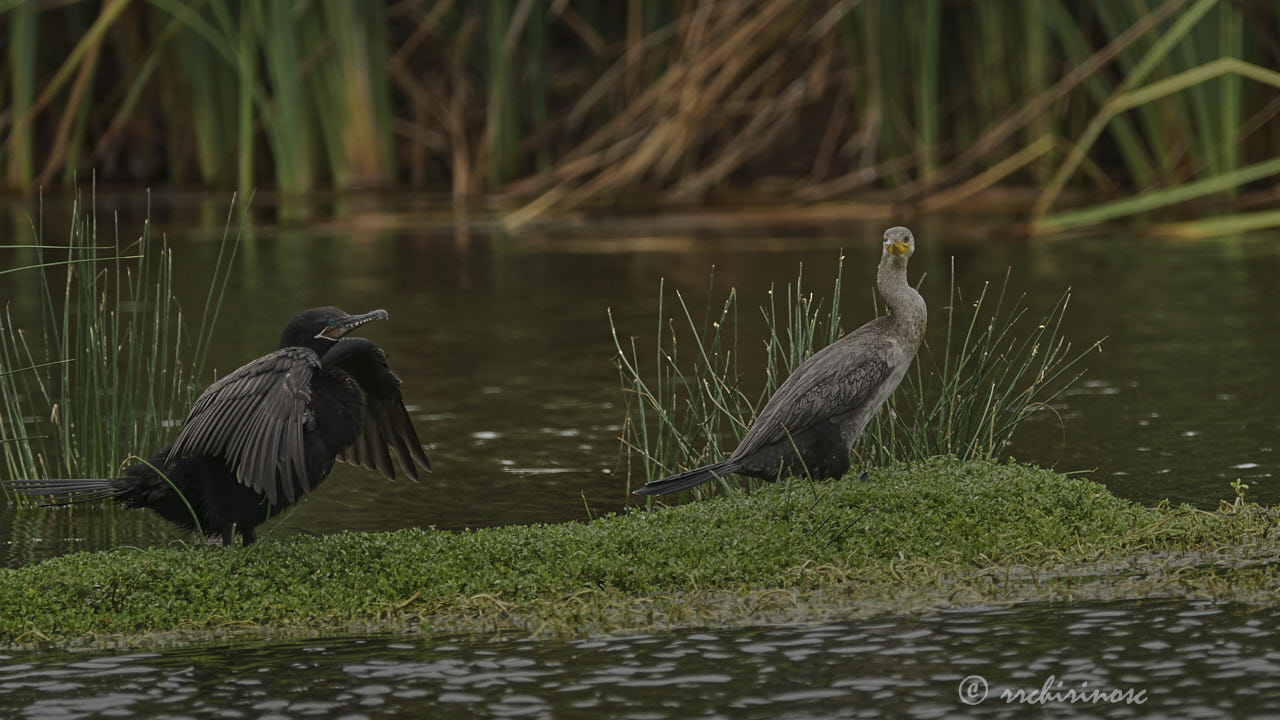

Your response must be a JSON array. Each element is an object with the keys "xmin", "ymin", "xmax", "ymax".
[
  {"xmin": 8, "ymin": 307, "xmax": 431, "ymax": 546},
  {"xmin": 635, "ymin": 226, "xmax": 926, "ymax": 496}
]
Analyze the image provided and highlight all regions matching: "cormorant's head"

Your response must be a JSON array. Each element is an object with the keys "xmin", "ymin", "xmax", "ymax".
[
  {"xmin": 882, "ymin": 226, "xmax": 915, "ymax": 259},
  {"xmin": 279, "ymin": 307, "xmax": 389, "ymax": 354}
]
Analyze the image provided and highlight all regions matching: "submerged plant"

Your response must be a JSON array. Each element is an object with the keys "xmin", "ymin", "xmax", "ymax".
[
  {"xmin": 612, "ymin": 256, "xmax": 1101, "ymax": 494},
  {"xmin": 0, "ymin": 192, "xmax": 241, "ymax": 495}
]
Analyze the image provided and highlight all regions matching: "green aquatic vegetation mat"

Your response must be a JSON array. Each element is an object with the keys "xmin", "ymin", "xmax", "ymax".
[{"xmin": 2, "ymin": 457, "xmax": 1277, "ymax": 648}]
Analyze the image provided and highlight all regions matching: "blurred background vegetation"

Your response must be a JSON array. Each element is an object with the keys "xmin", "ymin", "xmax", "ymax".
[{"xmin": 1, "ymin": 0, "xmax": 1278, "ymax": 229}]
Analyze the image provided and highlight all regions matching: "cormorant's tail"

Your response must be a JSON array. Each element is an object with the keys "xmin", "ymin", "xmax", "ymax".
[
  {"xmin": 6, "ymin": 478, "xmax": 121, "ymax": 505},
  {"xmin": 633, "ymin": 460, "xmax": 739, "ymax": 496}
]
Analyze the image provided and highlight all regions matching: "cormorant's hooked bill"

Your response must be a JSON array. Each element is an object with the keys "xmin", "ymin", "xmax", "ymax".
[{"xmin": 315, "ymin": 308, "xmax": 389, "ymax": 340}]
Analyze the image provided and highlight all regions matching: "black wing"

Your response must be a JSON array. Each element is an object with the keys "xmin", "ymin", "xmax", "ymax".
[
  {"xmin": 166, "ymin": 346, "xmax": 319, "ymax": 505},
  {"xmin": 322, "ymin": 337, "xmax": 431, "ymax": 481}
]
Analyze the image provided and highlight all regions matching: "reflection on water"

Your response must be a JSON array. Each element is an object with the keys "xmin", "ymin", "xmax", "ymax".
[
  {"xmin": 3, "ymin": 599, "xmax": 1279, "ymax": 718},
  {"xmin": 1, "ymin": 197, "xmax": 1280, "ymax": 566}
]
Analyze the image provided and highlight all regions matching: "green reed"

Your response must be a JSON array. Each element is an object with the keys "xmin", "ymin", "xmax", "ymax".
[
  {"xmin": 612, "ymin": 255, "xmax": 1100, "ymax": 493},
  {"xmin": 2, "ymin": 1, "xmax": 1277, "ymax": 231},
  {"xmin": 0, "ymin": 191, "xmax": 240, "ymax": 496},
  {"xmin": 609, "ymin": 271, "xmax": 747, "ymax": 494},
  {"xmin": 4, "ymin": 0, "xmax": 36, "ymax": 189},
  {"xmin": 859, "ymin": 262, "xmax": 1101, "ymax": 466}
]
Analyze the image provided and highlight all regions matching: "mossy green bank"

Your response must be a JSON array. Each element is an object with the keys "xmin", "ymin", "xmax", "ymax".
[{"xmin": 4, "ymin": 457, "xmax": 1279, "ymax": 648}]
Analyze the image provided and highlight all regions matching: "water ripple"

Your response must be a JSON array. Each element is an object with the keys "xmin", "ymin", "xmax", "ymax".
[{"xmin": 5, "ymin": 599, "xmax": 1280, "ymax": 717}]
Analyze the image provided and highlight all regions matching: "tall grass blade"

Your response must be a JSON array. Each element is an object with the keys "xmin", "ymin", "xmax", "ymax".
[
  {"xmin": 916, "ymin": 0, "xmax": 941, "ymax": 179},
  {"xmin": 5, "ymin": 1, "xmax": 37, "ymax": 189},
  {"xmin": 255, "ymin": 1, "xmax": 315, "ymax": 194},
  {"xmin": 1039, "ymin": 152, "xmax": 1280, "ymax": 232},
  {"xmin": 1216, "ymin": 1, "xmax": 1242, "ymax": 186},
  {"xmin": 237, "ymin": 3, "xmax": 256, "ymax": 200}
]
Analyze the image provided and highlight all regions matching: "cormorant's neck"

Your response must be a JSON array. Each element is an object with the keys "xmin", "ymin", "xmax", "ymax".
[
  {"xmin": 319, "ymin": 337, "xmax": 376, "ymax": 367},
  {"xmin": 876, "ymin": 253, "xmax": 927, "ymax": 339},
  {"xmin": 280, "ymin": 334, "xmax": 333, "ymax": 358}
]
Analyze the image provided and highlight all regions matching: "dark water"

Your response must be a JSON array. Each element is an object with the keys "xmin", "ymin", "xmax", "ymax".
[
  {"xmin": 3, "ymin": 198, "xmax": 1278, "ymax": 564},
  {"xmin": 2, "ymin": 196, "xmax": 1280, "ymax": 714},
  {"xmin": 3, "ymin": 599, "xmax": 1277, "ymax": 718}
]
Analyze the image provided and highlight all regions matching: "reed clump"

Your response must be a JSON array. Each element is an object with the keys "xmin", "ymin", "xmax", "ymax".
[
  {"xmin": 2, "ymin": 2, "xmax": 1278, "ymax": 230},
  {"xmin": 0, "ymin": 192, "xmax": 239, "ymax": 493}
]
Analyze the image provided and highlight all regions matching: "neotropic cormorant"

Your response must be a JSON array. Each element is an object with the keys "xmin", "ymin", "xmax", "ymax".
[
  {"xmin": 8, "ymin": 307, "xmax": 431, "ymax": 546},
  {"xmin": 634, "ymin": 226, "xmax": 926, "ymax": 496}
]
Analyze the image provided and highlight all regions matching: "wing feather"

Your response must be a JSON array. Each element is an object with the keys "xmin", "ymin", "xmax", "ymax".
[
  {"xmin": 733, "ymin": 324, "xmax": 896, "ymax": 459},
  {"xmin": 322, "ymin": 338, "xmax": 431, "ymax": 481},
  {"xmin": 166, "ymin": 347, "xmax": 319, "ymax": 502}
]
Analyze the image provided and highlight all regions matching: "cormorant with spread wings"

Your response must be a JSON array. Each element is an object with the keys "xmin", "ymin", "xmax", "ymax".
[{"xmin": 8, "ymin": 307, "xmax": 431, "ymax": 546}]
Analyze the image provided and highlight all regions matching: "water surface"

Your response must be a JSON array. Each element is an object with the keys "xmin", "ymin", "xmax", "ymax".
[{"xmin": 3, "ymin": 599, "xmax": 1276, "ymax": 718}]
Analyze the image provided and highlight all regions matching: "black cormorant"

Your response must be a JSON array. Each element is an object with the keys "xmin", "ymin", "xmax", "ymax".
[
  {"xmin": 8, "ymin": 307, "xmax": 431, "ymax": 546},
  {"xmin": 635, "ymin": 226, "xmax": 926, "ymax": 496}
]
